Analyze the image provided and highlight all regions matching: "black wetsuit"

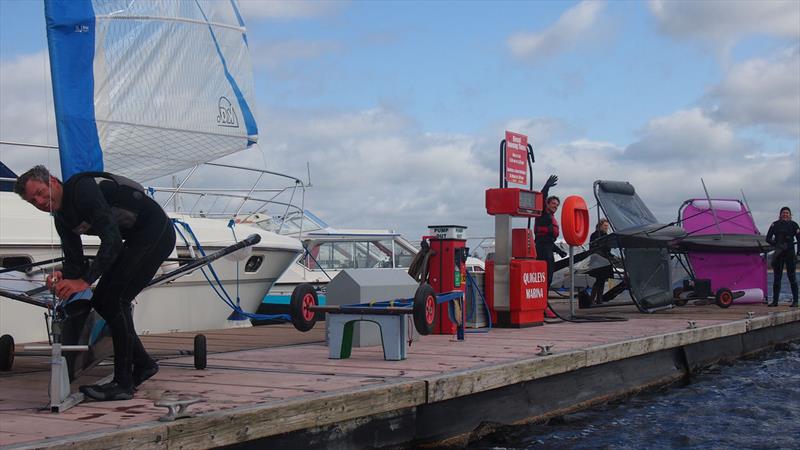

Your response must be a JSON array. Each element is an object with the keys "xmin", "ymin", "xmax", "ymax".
[
  {"xmin": 534, "ymin": 184, "xmax": 562, "ymax": 288},
  {"xmin": 588, "ymin": 229, "xmax": 612, "ymax": 303},
  {"xmin": 765, "ymin": 219, "xmax": 799, "ymax": 305},
  {"xmin": 55, "ymin": 172, "xmax": 176, "ymax": 389}
]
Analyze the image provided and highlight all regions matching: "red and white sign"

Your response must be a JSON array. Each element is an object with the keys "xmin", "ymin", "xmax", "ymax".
[{"xmin": 504, "ymin": 130, "xmax": 528, "ymax": 185}]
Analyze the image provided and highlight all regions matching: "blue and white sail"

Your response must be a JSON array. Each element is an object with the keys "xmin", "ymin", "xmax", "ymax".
[{"xmin": 44, "ymin": 0, "xmax": 258, "ymax": 182}]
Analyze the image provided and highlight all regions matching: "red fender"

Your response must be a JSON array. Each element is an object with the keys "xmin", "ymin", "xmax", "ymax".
[{"xmin": 561, "ymin": 195, "xmax": 589, "ymax": 246}]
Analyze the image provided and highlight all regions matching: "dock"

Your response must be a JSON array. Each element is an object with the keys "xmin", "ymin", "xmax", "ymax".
[{"xmin": 1, "ymin": 300, "xmax": 799, "ymax": 449}]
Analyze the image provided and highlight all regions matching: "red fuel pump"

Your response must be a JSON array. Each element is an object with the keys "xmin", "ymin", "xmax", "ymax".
[
  {"xmin": 425, "ymin": 225, "xmax": 468, "ymax": 334},
  {"xmin": 484, "ymin": 133, "xmax": 548, "ymax": 327}
]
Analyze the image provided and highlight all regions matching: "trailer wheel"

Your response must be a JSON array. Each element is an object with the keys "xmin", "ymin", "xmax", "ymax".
[
  {"xmin": 413, "ymin": 284, "xmax": 436, "ymax": 336},
  {"xmin": 715, "ymin": 288, "xmax": 734, "ymax": 309},
  {"xmin": 673, "ymin": 288, "xmax": 688, "ymax": 307},
  {"xmin": 193, "ymin": 334, "xmax": 207, "ymax": 370},
  {"xmin": 0, "ymin": 334, "xmax": 14, "ymax": 371},
  {"xmin": 290, "ymin": 283, "xmax": 318, "ymax": 332}
]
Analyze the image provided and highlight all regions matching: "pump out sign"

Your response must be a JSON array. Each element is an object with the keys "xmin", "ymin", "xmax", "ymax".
[{"xmin": 504, "ymin": 130, "xmax": 528, "ymax": 185}]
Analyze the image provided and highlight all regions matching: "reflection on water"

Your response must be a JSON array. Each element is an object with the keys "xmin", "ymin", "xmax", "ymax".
[{"xmin": 468, "ymin": 347, "xmax": 800, "ymax": 449}]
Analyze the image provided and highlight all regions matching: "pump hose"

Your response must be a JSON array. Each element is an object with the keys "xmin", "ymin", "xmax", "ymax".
[
  {"xmin": 544, "ymin": 299, "xmax": 628, "ymax": 323},
  {"xmin": 407, "ymin": 240, "xmax": 433, "ymax": 284}
]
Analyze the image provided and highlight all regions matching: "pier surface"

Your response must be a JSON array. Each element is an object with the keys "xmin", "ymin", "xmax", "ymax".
[{"xmin": 1, "ymin": 301, "xmax": 799, "ymax": 449}]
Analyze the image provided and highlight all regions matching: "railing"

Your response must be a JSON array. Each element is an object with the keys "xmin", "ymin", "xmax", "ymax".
[{"xmin": 0, "ymin": 140, "xmax": 312, "ymax": 236}]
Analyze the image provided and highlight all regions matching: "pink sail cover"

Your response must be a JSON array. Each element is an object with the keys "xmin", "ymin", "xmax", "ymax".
[{"xmin": 681, "ymin": 199, "xmax": 767, "ymax": 303}]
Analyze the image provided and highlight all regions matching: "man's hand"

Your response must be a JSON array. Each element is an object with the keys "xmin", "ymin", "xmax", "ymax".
[
  {"xmin": 544, "ymin": 174, "xmax": 558, "ymax": 189},
  {"xmin": 46, "ymin": 271, "xmax": 63, "ymax": 291},
  {"xmin": 54, "ymin": 278, "xmax": 90, "ymax": 300}
]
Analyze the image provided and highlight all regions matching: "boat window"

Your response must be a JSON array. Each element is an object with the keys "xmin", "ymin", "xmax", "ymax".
[
  {"xmin": 244, "ymin": 255, "xmax": 263, "ymax": 273},
  {"xmin": 0, "ymin": 256, "xmax": 33, "ymax": 272},
  {"xmin": 383, "ymin": 240, "xmax": 415, "ymax": 268}
]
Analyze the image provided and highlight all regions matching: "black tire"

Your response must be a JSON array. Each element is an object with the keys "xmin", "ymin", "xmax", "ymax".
[
  {"xmin": 193, "ymin": 334, "xmax": 207, "ymax": 370},
  {"xmin": 0, "ymin": 334, "xmax": 14, "ymax": 371},
  {"xmin": 716, "ymin": 288, "xmax": 734, "ymax": 309},
  {"xmin": 413, "ymin": 283, "xmax": 437, "ymax": 336},
  {"xmin": 290, "ymin": 283, "xmax": 318, "ymax": 332},
  {"xmin": 673, "ymin": 288, "xmax": 688, "ymax": 307}
]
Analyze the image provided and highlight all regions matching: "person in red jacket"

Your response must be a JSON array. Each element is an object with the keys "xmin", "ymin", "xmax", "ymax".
[{"xmin": 535, "ymin": 175, "xmax": 567, "ymax": 289}]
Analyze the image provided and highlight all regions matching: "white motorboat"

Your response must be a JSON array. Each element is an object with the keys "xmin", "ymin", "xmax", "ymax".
[{"xmin": 237, "ymin": 210, "xmax": 419, "ymax": 312}]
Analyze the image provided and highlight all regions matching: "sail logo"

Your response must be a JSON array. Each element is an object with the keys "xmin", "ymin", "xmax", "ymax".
[
  {"xmin": 217, "ymin": 97, "xmax": 240, "ymax": 128},
  {"xmin": 74, "ymin": 25, "xmax": 90, "ymax": 33}
]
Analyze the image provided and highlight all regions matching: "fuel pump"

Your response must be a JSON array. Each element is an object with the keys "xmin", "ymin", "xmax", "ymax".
[
  {"xmin": 484, "ymin": 133, "xmax": 548, "ymax": 327},
  {"xmin": 425, "ymin": 225, "xmax": 468, "ymax": 334}
]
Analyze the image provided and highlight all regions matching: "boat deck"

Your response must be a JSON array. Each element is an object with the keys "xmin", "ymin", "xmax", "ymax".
[{"xmin": 1, "ymin": 300, "xmax": 799, "ymax": 449}]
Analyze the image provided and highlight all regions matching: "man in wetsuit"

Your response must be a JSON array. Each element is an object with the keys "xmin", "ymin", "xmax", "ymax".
[
  {"xmin": 766, "ymin": 206, "xmax": 799, "ymax": 307},
  {"xmin": 15, "ymin": 165, "xmax": 175, "ymax": 400},
  {"xmin": 535, "ymin": 175, "xmax": 567, "ymax": 289}
]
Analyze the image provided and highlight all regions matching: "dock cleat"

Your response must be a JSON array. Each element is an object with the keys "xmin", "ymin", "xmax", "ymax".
[{"xmin": 80, "ymin": 382, "xmax": 134, "ymax": 401}]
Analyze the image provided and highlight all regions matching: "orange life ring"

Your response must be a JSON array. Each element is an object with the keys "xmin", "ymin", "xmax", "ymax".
[{"xmin": 561, "ymin": 195, "xmax": 589, "ymax": 246}]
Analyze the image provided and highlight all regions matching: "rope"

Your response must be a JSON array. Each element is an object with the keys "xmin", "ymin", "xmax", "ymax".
[{"xmin": 170, "ymin": 219, "xmax": 289, "ymax": 322}]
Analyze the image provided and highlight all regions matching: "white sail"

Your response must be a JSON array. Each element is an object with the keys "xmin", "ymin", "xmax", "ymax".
[{"xmin": 46, "ymin": 0, "xmax": 258, "ymax": 182}]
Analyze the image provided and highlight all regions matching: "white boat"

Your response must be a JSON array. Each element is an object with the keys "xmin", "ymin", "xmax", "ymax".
[
  {"xmin": 238, "ymin": 210, "xmax": 419, "ymax": 312},
  {"xmin": 0, "ymin": 1, "xmax": 304, "ymax": 343}
]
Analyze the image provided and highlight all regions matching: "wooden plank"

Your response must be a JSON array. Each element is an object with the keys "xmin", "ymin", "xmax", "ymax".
[{"xmin": 25, "ymin": 380, "xmax": 427, "ymax": 450}]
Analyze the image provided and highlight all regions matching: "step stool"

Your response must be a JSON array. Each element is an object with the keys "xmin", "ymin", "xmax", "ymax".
[{"xmin": 326, "ymin": 313, "xmax": 408, "ymax": 361}]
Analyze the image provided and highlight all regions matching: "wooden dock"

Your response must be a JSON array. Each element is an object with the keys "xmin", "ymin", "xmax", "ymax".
[{"xmin": 1, "ymin": 301, "xmax": 799, "ymax": 449}]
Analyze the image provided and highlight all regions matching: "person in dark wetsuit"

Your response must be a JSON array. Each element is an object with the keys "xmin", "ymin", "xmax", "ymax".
[
  {"xmin": 588, "ymin": 218, "xmax": 613, "ymax": 305},
  {"xmin": 766, "ymin": 206, "xmax": 799, "ymax": 307},
  {"xmin": 15, "ymin": 165, "xmax": 176, "ymax": 401},
  {"xmin": 535, "ymin": 175, "xmax": 567, "ymax": 289}
]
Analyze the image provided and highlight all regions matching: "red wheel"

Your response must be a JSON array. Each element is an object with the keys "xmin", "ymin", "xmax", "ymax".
[
  {"xmin": 715, "ymin": 288, "xmax": 734, "ymax": 309},
  {"xmin": 413, "ymin": 284, "xmax": 436, "ymax": 335},
  {"xmin": 290, "ymin": 283, "xmax": 318, "ymax": 331}
]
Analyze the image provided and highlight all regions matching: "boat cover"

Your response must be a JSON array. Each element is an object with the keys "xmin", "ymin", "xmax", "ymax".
[{"xmin": 678, "ymin": 199, "xmax": 769, "ymax": 303}]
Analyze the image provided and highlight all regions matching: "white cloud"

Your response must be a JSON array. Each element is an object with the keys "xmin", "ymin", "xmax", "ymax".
[
  {"xmin": 237, "ymin": 0, "xmax": 347, "ymax": 20},
  {"xmin": 0, "ymin": 51, "xmax": 60, "ymax": 176},
  {"xmin": 704, "ymin": 47, "xmax": 800, "ymax": 137},
  {"xmin": 624, "ymin": 108, "xmax": 746, "ymax": 161},
  {"xmin": 648, "ymin": 0, "xmax": 800, "ymax": 44},
  {"xmin": 507, "ymin": 0, "xmax": 605, "ymax": 61}
]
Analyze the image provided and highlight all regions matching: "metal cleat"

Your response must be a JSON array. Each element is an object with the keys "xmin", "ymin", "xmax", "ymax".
[
  {"xmin": 687, "ymin": 321, "xmax": 697, "ymax": 329},
  {"xmin": 536, "ymin": 345, "xmax": 553, "ymax": 356},
  {"xmin": 746, "ymin": 312, "xmax": 755, "ymax": 319},
  {"xmin": 154, "ymin": 396, "xmax": 203, "ymax": 422}
]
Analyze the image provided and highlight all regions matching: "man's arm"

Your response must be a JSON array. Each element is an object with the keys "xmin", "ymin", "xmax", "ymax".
[
  {"xmin": 72, "ymin": 177, "xmax": 124, "ymax": 285},
  {"xmin": 54, "ymin": 218, "xmax": 86, "ymax": 280},
  {"xmin": 540, "ymin": 175, "xmax": 557, "ymax": 199}
]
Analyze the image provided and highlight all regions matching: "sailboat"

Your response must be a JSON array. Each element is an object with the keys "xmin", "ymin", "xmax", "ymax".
[{"xmin": 0, "ymin": 0, "xmax": 303, "ymax": 344}]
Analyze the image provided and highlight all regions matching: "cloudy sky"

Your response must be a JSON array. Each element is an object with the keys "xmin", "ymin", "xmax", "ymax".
[{"xmin": 1, "ymin": 0, "xmax": 798, "ymax": 245}]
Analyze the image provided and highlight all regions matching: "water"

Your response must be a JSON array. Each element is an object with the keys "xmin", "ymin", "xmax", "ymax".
[{"xmin": 468, "ymin": 344, "xmax": 800, "ymax": 450}]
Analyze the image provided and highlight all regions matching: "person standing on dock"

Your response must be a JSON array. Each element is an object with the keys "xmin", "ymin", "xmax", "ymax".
[
  {"xmin": 766, "ymin": 206, "xmax": 799, "ymax": 307},
  {"xmin": 588, "ymin": 218, "xmax": 613, "ymax": 305},
  {"xmin": 535, "ymin": 175, "xmax": 567, "ymax": 289},
  {"xmin": 15, "ymin": 165, "xmax": 175, "ymax": 400}
]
